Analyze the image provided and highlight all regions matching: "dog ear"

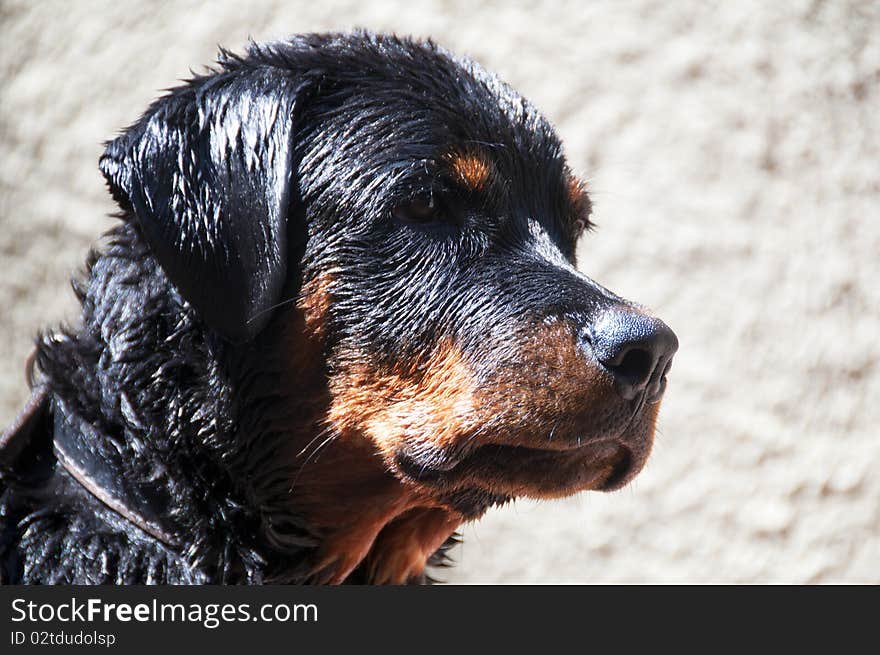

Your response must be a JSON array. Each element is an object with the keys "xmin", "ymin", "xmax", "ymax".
[{"xmin": 99, "ymin": 64, "xmax": 311, "ymax": 342}]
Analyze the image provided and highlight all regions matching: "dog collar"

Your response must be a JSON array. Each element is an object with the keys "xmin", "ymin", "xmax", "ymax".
[{"xmin": 53, "ymin": 399, "xmax": 181, "ymax": 548}]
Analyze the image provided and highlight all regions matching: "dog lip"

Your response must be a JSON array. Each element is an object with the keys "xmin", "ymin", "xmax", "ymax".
[
  {"xmin": 395, "ymin": 438, "xmax": 624, "ymax": 486},
  {"xmin": 593, "ymin": 445, "xmax": 634, "ymax": 491},
  {"xmin": 394, "ymin": 395, "xmax": 662, "ymax": 491},
  {"xmin": 394, "ymin": 448, "xmax": 463, "ymax": 482}
]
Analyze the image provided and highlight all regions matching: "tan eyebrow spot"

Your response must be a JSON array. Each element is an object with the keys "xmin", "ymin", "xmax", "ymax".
[
  {"xmin": 444, "ymin": 149, "xmax": 492, "ymax": 192},
  {"xmin": 566, "ymin": 175, "xmax": 588, "ymax": 208},
  {"xmin": 298, "ymin": 273, "xmax": 334, "ymax": 341},
  {"xmin": 566, "ymin": 174, "xmax": 592, "ymax": 228}
]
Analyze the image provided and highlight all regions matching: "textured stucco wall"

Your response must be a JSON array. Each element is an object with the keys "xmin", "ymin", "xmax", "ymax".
[{"xmin": 1, "ymin": 0, "xmax": 877, "ymax": 583}]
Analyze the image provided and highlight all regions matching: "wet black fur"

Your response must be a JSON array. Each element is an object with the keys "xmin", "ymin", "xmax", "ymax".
[{"xmin": 0, "ymin": 32, "xmax": 620, "ymax": 584}]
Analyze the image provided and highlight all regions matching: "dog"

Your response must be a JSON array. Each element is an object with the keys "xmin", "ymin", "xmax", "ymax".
[{"xmin": 0, "ymin": 31, "xmax": 677, "ymax": 584}]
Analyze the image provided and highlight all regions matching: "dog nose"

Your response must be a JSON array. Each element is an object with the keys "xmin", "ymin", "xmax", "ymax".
[{"xmin": 586, "ymin": 308, "xmax": 678, "ymax": 402}]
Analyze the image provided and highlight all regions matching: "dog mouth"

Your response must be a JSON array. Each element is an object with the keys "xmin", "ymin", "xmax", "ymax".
[
  {"xmin": 392, "ymin": 393, "xmax": 660, "ymax": 502},
  {"xmin": 395, "ymin": 437, "xmax": 638, "ymax": 498}
]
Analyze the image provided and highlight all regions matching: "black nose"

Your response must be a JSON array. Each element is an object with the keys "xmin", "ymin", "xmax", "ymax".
[{"xmin": 586, "ymin": 308, "xmax": 679, "ymax": 402}]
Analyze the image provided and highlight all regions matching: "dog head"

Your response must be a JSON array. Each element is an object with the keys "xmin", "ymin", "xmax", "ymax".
[{"xmin": 100, "ymin": 32, "xmax": 677, "ymax": 525}]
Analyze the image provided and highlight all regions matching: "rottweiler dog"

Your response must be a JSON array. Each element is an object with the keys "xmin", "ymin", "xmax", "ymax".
[{"xmin": 0, "ymin": 32, "xmax": 677, "ymax": 584}]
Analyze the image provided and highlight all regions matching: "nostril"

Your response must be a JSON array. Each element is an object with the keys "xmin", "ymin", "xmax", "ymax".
[
  {"xmin": 612, "ymin": 347, "xmax": 654, "ymax": 386},
  {"xmin": 600, "ymin": 345, "xmax": 658, "ymax": 401}
]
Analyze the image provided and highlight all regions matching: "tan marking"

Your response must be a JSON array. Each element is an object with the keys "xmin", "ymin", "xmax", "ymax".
[
  {"xmin": 445, "ymin": 149, "xmax": 492, "ymax": 192},
  {"xmin": 327, "ymin": 340, "xmax": 477, "ymax": 459},
  {"xmin": 291, "ymin": 436, "xmax": 460, "ymax": 583},
  {"xmin": 566, "ymin": 175, "xmax": 587, "ymax": 206},
  {"xmin": 305, "ymin": 477, "xmax": 430, "ymax": 584},
  {"xmin": 365, "ymin": 508, "xmax": 460, "ymax": 584},
  {"xmin": 471, "ymin": 322, "xmax": 616, "ymax": 449},
  {"xmin": 298, "ymin": 274, "xmax": 334, "ymax": 342}
]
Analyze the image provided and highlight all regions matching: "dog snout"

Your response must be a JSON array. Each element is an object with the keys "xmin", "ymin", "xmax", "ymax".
[{"xmin": 583, "ymin": 308, "xmax": 678, "ymax": 402}]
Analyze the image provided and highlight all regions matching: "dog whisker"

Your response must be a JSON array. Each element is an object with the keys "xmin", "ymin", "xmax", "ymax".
[{"xmin": 245, "ymin": 296, "xmax": 299, "ymax": 325}]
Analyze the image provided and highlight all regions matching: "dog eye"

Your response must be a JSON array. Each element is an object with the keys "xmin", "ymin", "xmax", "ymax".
[{"xmin": 392, "ymin": 195, "xmax": 440, "ymax": 225}]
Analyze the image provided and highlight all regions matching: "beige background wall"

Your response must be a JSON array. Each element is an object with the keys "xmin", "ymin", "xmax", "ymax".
[{"xmin": 1, "ymin": 0, "xmax": 877, "ymax": 583}]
